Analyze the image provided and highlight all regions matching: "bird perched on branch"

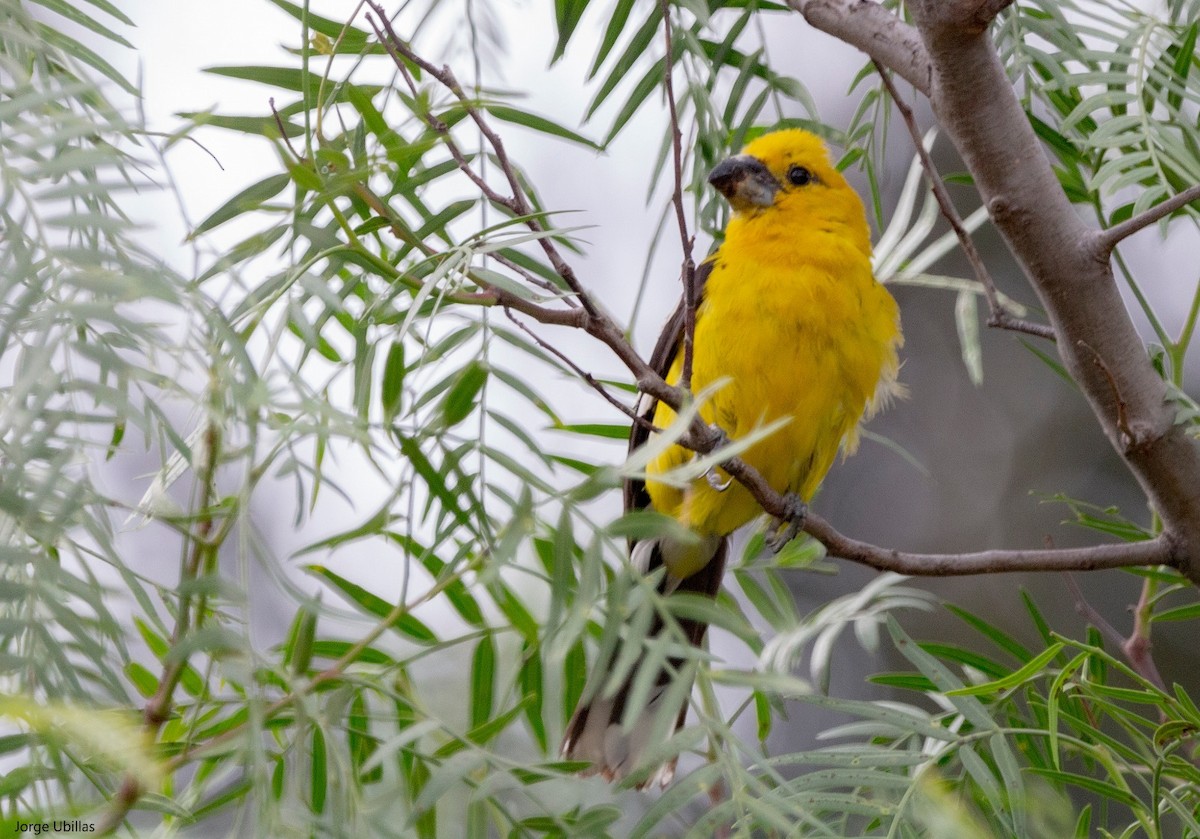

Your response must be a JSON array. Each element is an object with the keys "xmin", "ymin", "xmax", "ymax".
[{"xmin": 561, "ymin": 129, "xmax": 903, "ymax": 786}]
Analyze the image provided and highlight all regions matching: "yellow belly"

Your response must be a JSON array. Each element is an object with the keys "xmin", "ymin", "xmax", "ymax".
[{"xmin": 645, "ymin": 244, "xmax": 899, "ymax": 543}]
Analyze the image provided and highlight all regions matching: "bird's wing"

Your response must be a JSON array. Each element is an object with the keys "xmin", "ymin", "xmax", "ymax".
[{"xmin": 623, "ymin": 256, "xmax": 715, "ymax": 515}]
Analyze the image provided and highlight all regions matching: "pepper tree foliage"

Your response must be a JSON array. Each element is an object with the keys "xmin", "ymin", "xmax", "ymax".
[{"xmin": 4, "ymin": 0, "xmax": 1200, "ymax": 836}]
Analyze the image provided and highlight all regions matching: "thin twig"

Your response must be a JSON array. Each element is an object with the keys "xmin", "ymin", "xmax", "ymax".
[
  {"xmin": 503, "ymin": 309, "xmax": 658, "ymax": 432},
  {"xmin": 489, "ymin": 250, "xmax": 578, "ymax": 302},
  {"xmin": 1064, "ymin": 572, "xmax": 1168, "ymax": 693},
  {"xmin": 365, "ymin": 2, "xmax": 599, "ymax": 318},
  {"xmin": 1124, "ymin": 576, "xmax": 1167, "ymax": 691},
  {"xmin": 1095, "ymin": 183, "xmax": 1200, "ymax": 254},
  {"xmin": 269, "ymin": 97, "xmax": 304, "ymax": 162},
  {"xmin": 659, "ymin": 0, "xmax": 697, "ymax": 389},
  {"xmin": 1063, "ymin": 572, "xmax": 1128, "ymax": 648},
  {"xmin": 874, "ymin": 60, "xmax": 1056, "ymax": 342}
]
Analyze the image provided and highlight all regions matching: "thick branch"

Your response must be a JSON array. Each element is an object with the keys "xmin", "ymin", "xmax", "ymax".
[
  {"xmin": 1094, "ymin": 183, "xmax": 1200, "ymax": 254},
  {"xmin": 788, "ymin": 0, "xmax": 931, "ymax": 95}
]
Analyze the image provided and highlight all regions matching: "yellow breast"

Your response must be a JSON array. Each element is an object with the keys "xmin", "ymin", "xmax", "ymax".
[{"xmin": 646, "ymin": 211, "xmax": 901, "ymax": 543}]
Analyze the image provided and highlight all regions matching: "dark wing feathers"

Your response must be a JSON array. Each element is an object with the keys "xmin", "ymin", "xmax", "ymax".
[{"xmin": 623, "ymin": 257, "xmax": 716, "ymax": 516}]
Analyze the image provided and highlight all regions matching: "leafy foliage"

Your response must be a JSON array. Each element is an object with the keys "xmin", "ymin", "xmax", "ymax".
[{"xmin": 3, "ymin": 0, "xmax": 1200, "ymax": 836}]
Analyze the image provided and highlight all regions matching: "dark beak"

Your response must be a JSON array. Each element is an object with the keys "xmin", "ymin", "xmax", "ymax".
[{"xmin": 708, "ymin": 155, "xmax": 780, "ymax": 210}]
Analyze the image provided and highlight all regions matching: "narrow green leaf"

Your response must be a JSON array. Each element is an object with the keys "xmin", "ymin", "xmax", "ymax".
[
  {"xmin": 396, "ymin": 436, "xmax": 473, "ymax": 530},
  {"xmin": 1154, "ymin": 601, "xmax": 1200, "ymax": 622},
  {"xmin": 552, "ymin": 0, "xmax": 589, "ymax": 63},
  {"xmin": 203, "ymin": 65, "xmax": 325, "ymax": 92},
  {"xmin": 1026, "ymin": 767, "xmax": 1140, "ymax": 808},
  {"xmin": 946, "ymin": 604, "xmax": 1034, "ymax": 662},
  {"xmin": 440, "ymin": 361, "xmax": 489, "ymax": 427},
  {"xmin": 947, "ymin": 642, "xmax": 1065, "ymax": 696},
  {"xmin": 470, "ymin": 634, "xmax": 496, "ymax": 729},
  {"xmin": 488, "ymin": 105, "xmax": 601, "ymax": 149},
  {"xmin": 552, "ymin": 422, "xmax": 628, "ymax": 440},
  {"xmin": 305, "ymin": 565, "xmax": 437, "ymax": 645},
  {"xmin": 310, "ymin": 727, "xmax": 327, "ymax": 813},
  {"xmin": 191, "ymin": 174, "xmax": 291, "ymax": 237},
  {"xmin": 381, "ymin": 341, "xmax": 406, "ymax": 424},
  {"xmin": 519, "ymin": 641, "xmax": 547, "ymax": 751},
  {"xmin": 29, "ymin": 0, "xmax": 132, "ymax": 47},
  {"xmin": 589, "ymin": 0, "xmax": 636, "ymax": 79},
  {"xmin": 264, "ymin": 0, "xmax": 371, "ymax": 49},
  {"xmin": 563, "ymin": 640, "xmax": 586, "ymax": 727},
  {"xmin": 1168, "ymin": 22, "xmax": 1199, "ymax": 111},
  {"xmin": 37, "ymin": 25, "xmax": 137, "ymax": 95},
  {"xmin": 754, "ymin": 691, "xmax": 772, "ymax": 742},
  {"xmin": 348, "ymin": 693, "xmax": 382, "ymax": 783},
  {"xmin": 587, "ymin": 6, "xmax": 660, "ymax": 119},
  {"xmin": 178, "ymin": 112, "xmax": 303, "ymax": 137}
]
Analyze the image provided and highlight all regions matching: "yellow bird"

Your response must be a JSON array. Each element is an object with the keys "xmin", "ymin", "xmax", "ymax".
[{"xmin": 562, "ymin": 129, "xmax": 903, "ymax": 785}]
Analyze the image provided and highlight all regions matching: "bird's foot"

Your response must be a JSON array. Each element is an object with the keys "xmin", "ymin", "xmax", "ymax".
[{"xmin": 766, "ymin": 493, "xmax": 807, "ymax": 553}]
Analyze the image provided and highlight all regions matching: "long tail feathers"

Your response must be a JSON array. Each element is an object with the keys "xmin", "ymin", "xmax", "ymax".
[{"xmin": 561, "ymin": 537, "xmax": 728, "ymax": 787}]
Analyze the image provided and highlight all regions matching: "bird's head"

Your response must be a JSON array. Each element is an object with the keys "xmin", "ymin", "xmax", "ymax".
[{"xmin": 708, "ymin": 129, "xmax": 869, "ymax": 253}]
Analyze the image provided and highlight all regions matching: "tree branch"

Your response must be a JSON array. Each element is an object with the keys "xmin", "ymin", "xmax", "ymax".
[
  {"xmin": 788, "ymin": 0, "xmax": 931, "ymax": 95},
  {"xmin": 806, "ymin": 520, "xmax": 1174, "ymax": 576},
  {"xmin": 361, "ymin": 1, "xmax": 1191, "ymax": 586},
  {"xmin": 893, "ymin": 0, "xmax": 1200, "ymax": 585},
  {"xmin": 1094, "ymin": 183, "xmax": 1200, "ymax": 255},
  {"xmin": 97, "ymin": 411, "xmax": 222, "ymax": 834},
  {"xmin": 873, "ymin": 60, "xmax": 1055, "ymax": 342}
]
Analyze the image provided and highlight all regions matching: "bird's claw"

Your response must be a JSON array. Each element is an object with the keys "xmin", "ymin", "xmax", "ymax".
[
  {"xmin": 766, "ymin": 493, "xmax": 807, "ymax": 553},
  {"xmin": 703, "ymin": 426, "xmax": 733, "ymax": 491},
  {"xmin": 705, "ymin": 467, "xmax": 733, "ymax": 491}
]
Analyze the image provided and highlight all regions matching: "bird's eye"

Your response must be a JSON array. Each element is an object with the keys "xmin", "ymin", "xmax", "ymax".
[{"xmin": 787, "ymin": 165, "xmax": 813, "ymax": 186}]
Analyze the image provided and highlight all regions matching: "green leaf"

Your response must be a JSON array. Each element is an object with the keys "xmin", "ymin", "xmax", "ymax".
[
  {"xmin": 946, "ymin": 604, "xmax": 1034, "ymax": 662},
  {"xmin": 305, "ymin": 565, "xmax": 437, "ymax": 645},
  {"xmin": 552, "ymin": 0, "xmax": 589, "ymax": 63},
  {"xmin": 552, "ymin": 422, "xmax": 628, "ymax": 439},
  {"xmin": 203, "ymin": 65, "xmax": 326, "ymax": 93},
  {"xmin": 606, "ymin": 510, "xmax": 701, "ymax": 545},
  {"xmin": 348, "ymin": 694, "xmax": 382, "ymax": 784},
  {"xmin": 1168, "ymin": 22, "xmax": 1199, "ymax": 112},
  {"xmin": 381, "ymin": 341, "xmax": 406, "ymax": 425},
  {"xmin": 310, "ymin": 727, "xmax": 327, "ymax": 813},
  {"xmin": 1027, "ymin": 767, "xmax": 1141, "ymax": 808},
  {"xmin": 178, "ymin": 111, "xmax": 303, "ymax": 137},
  {"xmin": 29, "ymin": 0, "xmax": 133, "ymax": 47},
  {"xmin": 587, "ymin": 6, "xmax": 661, "ymax": 119},
  {"xmin": 440, "ymin": 361, "xmax": 489, "ymax": 427},
  {"xmin": 519, "ymin": 641, "xmax": 547, "ymax": 751},
  {"xmin": 1154, "ymin": 601, "xmax": 1200, "ymax": 622},
  {"xmin": 486, "ymin": 105, "xmax": 601, "ymax": 150},
  {"xmin": 264, "ymin": 0, "xmax": 371, "ymax": 50},
  {"xmin": 947, "ymin": 642, "xmax": 1065, "ymax": 696},
  {"xmin": 37, "ymin": 24, "xmax": 137, "ymax": 95},
  {"xmin": 589, "ymin": 0, "xmax": 636, "ymax": 79},
  {"xmin": 470, "ymin": 634, "xmax": 496, "ymax": 729},
  {"xmin": 191, "ymin": 174, "xmax": 291, "ymax": 237}
]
